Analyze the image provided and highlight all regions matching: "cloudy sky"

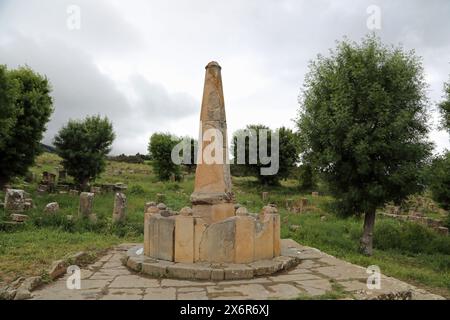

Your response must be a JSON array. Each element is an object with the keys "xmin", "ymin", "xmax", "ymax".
[{"xmin": 1, "ymin": 0, "xmax": 449, "ymax": 155}]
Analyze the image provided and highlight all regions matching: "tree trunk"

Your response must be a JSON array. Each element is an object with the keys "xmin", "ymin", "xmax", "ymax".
[
  {"xmin": 360, "ymin": 208, "xmax": 376, "ymax": 256},
  {"xmin": 0, "ymin": 176, "xmax": 8, "ymax": 191},
  {"xmin": 80, "ymin": 178, "xmax": 90, "ymax": 192}
]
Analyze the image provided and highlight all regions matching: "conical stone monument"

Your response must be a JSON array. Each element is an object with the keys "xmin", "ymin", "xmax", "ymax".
[
  {"xmin": 124, "ymin": 62, "xmax": 299, "ymax": 281},
  {"xmin": 191, "ymin": 61, "xmax": 235, "ymax": 224}
]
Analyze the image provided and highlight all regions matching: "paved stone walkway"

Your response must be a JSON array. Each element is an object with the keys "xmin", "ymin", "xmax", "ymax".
[{"xmin": 31, "ymin": 241, "xmax": 444, "ymax": 300}]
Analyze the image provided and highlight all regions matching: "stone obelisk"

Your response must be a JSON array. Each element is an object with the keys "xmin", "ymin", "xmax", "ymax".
[{"xmin": 191, "ymin": 61, "xmax": 235, "ymax": 224}]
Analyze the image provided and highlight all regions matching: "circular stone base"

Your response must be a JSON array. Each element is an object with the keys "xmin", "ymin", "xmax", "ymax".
[{"xmin": 122, "ymin": 246, "xmax": 301, "ymax": 281}]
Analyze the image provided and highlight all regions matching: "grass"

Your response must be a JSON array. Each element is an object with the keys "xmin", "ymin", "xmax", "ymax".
[{"xmin": 1, "ymin": 152, "xmax": 449, "ymax": 299}]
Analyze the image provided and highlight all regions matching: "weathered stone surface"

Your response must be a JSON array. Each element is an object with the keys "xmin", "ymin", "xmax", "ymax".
[
  {"xmin": 174, "ymin": 215, "xmax": 195, "ymax": 263},
  {"xmin": 235, "ymin": 206, "xmax": 248, "ymax": 216},
  {"xmin": 4, "ymin": 189, "xmax": 25, "ymax": 212},
  {"xmin": 144, "ymin": 287, "xmax": 176, "ymax": 300},
  {"xmin": 79, "ymin": 192, "xmax": 94, "ymax": 217},
  {"xmin": 191, "ymin": 62, "xmax": 233, "ymax": 216},
  {"xmin": 112, "ymin": 192, "xmax": 127, "ymax": 223},
  {"xmin": 110, "ymin": 275, "xmax": 159, "ymax": 288},
  {"xmin": 234, "ymin": 215, "xmax": 255, "ymax": 263},
  {"xmin": 199, "ymin": 217, "xmax": 236, "ymax": 263},
  {"xmin": 179, "ymin": 207, "xmax": 193, "ymax": 216},
  {"xmin": 192, "ymin": 202, "xmax": 235, "ymax": 224},
  {"xmin": 147, "ymin": 215, "xmax": 175, "ymax": 261},
  {"xmin": 194, "ymin": 218, "xmax": 207, "ymax": 262},
  {"xmin": 14, "ymin": 288, "xmax": 32, "ymax": 300},
  {"xmin": 254, "ymin": 214, "xmax": 274, "ymax": 260},
  {"xmin": 271, "ymin": 214, "xmax": 281, "ymax": 257},
  {"xmin": 224, "ymin": 264, "xmax": 254, "ymax": 280},
  {"xmin": 48, "ymin": 260, "xmax": 67, "ymax": 280},
  {"xmin": 44, "ymin": 202, "xmax": 59, "ymax": 214},
  {"xmin": 10, "ymin": 213, "xmax": 29, "ymax": 222},
  {"xmin": 157, "ymin": 203, "xmax": 167, "ymax": 211},
  {"xmin": 144, "ymin": 202, "xmax": 156, "ymax": 213}
]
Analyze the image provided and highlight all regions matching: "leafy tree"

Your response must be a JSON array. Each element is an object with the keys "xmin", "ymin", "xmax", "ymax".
[
  {"xmin": 148, "ymin": 133, "xmax": 181, "ymax": 181},
  {"xmin": 232, "ymin": 125, "xmax": 300, "ymax": 185},
  {"xmin": 438, "ymin": 79, "xmax": 450, "ymax": 132},
  {"xmin": 297, "ymin": 35, "xmax": 432, "ymax": 255},
  {"xmin": 0, "ymin": 65, "xmax": 18, "ymax": 150},
  {"xmin": 298, "ymin": 163, "xmax": 316, "ymax": 191},
  {"xmin": 54, "ymin": 116, "xmax": 115, "ymax": 189},
  {"xmin": 427, "ymin": 152, "xmax": 450, "ymax": 210},
  {"xmin": 0, "ymin": 66, "xmax": 53, "ymax": 187}
]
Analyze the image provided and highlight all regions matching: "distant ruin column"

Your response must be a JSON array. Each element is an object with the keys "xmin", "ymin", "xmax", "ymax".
[
  {"xmin": 112, "ymin": 192, "xmax": 127, "ymax": 223},
  {"xmin": 79, "ymin": 192, "xmax": 94, "ymax": 217},
  {"xmin": 190, "ymin": 61, "xmax": 234, "ymax": 224}
]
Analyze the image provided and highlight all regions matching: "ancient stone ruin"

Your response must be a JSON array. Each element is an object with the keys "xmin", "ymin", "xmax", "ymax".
[{"xmin": 124, "ymin": 62, "xmax": 301, "ymax": 280}]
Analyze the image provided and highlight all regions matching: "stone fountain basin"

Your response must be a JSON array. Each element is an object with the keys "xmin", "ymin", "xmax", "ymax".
[{"xmin": 122, "ymin": 240, "xmax": 304, "ymax": 281}]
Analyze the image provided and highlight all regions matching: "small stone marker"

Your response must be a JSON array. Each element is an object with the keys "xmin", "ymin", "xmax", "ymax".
[
  {"xmin": 79, "ymin": 192, "xmax": 94, "ymax": 217},
  {"xmin": 44, "ymin": 202, "xmax": 60, "ymax": 214},
  {"xmin": 311, "ymin": 191, "xmax": 319, "ymax": 197},
  {"xmin": 112, "ymin": 192, "xmax": 127, "ymax": 223},
  {"xmin": 262, "ymin": 192, "xmax": 269, "ymax": 202},
  {"xmin": 144, "ymin": 201, "xmax": 156, "ymax": 213},
  {"xmin": 179, "ymin": 207, "xmax": 193, "ymax": 216},
  {"xmin": 157, "ymin": 203, "xmax": 167, "ymax": 211},
  {"xmin": 236, "ymin": 207, "xmax": 249, "ymax": 216},
  {"xmin": 4, "ymin": 189, "xmax": 25, "ymax": 212},
  {"xmin": 69, "ymin": 189, "xmax": 79, "ymax": 196}
]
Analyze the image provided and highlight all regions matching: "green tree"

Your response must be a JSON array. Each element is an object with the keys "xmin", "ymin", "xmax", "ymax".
[
  {"xmin": 298, "ymin": 163, "xmax": 316, "ymax": 191},
  {"xmin": 148, "ymin": 133, "xmax": 181, "ymax": 181},
  {"xmin": 0, "ymin": 65, "xmax": 18, "ymax": 150},
  {"xmin": 0, "ymin": 66, "xmax": 53, "ymax": 187},
  {"xmin": 54, "ymin": 116, "xmax": 115, "ymax": 190},
  {"xmin": 297, "ymin": 36, "xmax": 432, "ymax": 255},
  {"xmin": 426, "ymin": 152, "xmax": 450, "ymax": 210},
  {"xmin": 438, "ymin": 79, "xmax": 450, "ymax": 131},
  {"xmin": 232, "ymin": 125, "xmax": 300, "ymax": 185}
]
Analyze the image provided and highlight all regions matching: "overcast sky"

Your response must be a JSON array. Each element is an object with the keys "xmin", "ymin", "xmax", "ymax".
[{"xmin": 1, "ymin": 0, "xmax": 449, "ymax": 155}]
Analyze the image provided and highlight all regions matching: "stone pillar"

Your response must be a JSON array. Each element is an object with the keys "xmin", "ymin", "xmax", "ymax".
[
  {"xmin": 4, "ymin": 189, "xmax": 25, "ymax": 212},
  {"xmin": 174, "ymin": 215, "xmax": 195, "ymax": 263},
  {"xmin": 191, "ymin": 61, "xmax": 235, "ymax": 224},
  {"xmin": 79, "ymin": 192, "xmax": 94, "ymax": 217},
  {"xmin": 112, "ymin": 192, "xmax": 127, "ymax": 223}
]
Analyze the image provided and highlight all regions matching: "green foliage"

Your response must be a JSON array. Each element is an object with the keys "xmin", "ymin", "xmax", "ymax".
[
  {"xmin": 297, "ymin": 163, "xmax": 316, "ymax": 191},
  {"xmin": 128, "ymin": 184, "xmax": 146, "ymax": 195},
  {"xmin": 148, "ymin": 132, "xmax": 181, "ymax": 181},
  {"xmin": 438, "ymin": 80, "xmax": 450, "ymax": 132},
  {"xmin": 231, "ymin": 125, "xmax": 300, "ymax": 186},
  {"xmin": 53, "ymin": 115, "xmax": 115, "ymax": 189},
  {"xmin": 0, "ymin": 66, "xmax": 53, "ymax": 186},
  {"xmin": 0, "ymin": 65, "xmax": 18, "ymax": 150},
  {"xmin": 108, "ymin": 153, "xmax": 147, "ymax": 164},
  {"xmin": 426, "ymin": 152, "xmax": 450, "ymax": 210},
  {"xmin": 297, "ymin": 35, "xmax": 432, "ymax": 216}
]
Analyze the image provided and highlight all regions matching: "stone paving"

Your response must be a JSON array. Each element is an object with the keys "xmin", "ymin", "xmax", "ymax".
[{"xmin": 31, "ymin": 241, "xmax": 444, "ymax": 300}]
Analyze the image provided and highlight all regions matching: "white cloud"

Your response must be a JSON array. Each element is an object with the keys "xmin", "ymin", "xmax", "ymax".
[{"xmin": 0, "ymin": 0, "xmax": 449, "ymax": 154}]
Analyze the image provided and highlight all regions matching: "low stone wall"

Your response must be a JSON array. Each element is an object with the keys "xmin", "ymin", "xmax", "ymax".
[
  {"xmin": 143, "ymin": 203, "xmax": 281, "ymax": 265},
  {"xmin": 380, "ymin": 213, "xmax": 448, "ymax": 235}
]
